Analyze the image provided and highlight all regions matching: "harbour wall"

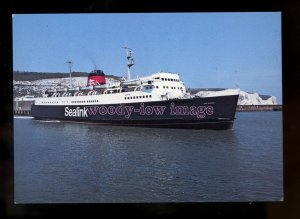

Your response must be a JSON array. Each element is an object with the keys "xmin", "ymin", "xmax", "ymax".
[{"xmin": 236, "ymin": 105, "xmax": 282, "ymax": 112}]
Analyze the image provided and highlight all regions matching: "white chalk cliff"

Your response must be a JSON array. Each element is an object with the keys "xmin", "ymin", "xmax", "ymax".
[{"xmin": 238, "ymin": 90, "xmax": 277, "ymax": 105}]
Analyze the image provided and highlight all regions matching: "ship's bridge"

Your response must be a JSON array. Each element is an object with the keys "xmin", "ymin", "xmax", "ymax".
[
  {"xmin": 145, "ymin": 72, "xmax": 181, "ymax": 82},
  {"xmin": 139, "ymin": 72, "xmax": 186, "ymax": 99},
  {"xmin": 140, "ymin": 72, "xmax": 182, "ymax": 83}
]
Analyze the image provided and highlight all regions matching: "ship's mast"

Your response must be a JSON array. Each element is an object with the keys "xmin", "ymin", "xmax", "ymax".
[
  {"xmin": 122, "ymin": 46, "xmax": 134, "ymax": 80},
  {"xmin": 65, "ymin": 61, "xmax": 73, "ymax": 87}
]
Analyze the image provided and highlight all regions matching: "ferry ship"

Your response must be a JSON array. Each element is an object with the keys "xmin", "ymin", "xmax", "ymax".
[{"xmin": 31, "ymin": 48, "xmax": 240, "ymax": 130}]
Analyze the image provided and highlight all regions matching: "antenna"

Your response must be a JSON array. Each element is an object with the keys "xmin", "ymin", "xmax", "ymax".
[
  {"xmin": 122, "ymin": 46, "xmax": 134, "ymax": 80},
  {"xmin": 65, "ymin": 61, "xmax": 73, "ymax": 87}
]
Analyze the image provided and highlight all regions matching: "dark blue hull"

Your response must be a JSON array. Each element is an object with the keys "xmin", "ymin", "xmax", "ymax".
[{"xmin": 31, "ymin": 95, "xmax": 239, "ymax": 130}]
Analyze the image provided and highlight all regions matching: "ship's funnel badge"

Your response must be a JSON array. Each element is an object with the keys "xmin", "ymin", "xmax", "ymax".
[{"xmin": 87, "ymin": 70, "xmax": 106, "ymax": 86}]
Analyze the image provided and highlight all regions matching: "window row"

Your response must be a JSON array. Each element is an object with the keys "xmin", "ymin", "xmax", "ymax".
[
  {"xmin": 125, "ymin": 95, "xmax": 152, "ymax": 100},
  {"xmin": 162, "ymin": 86, "xmax": 183, "ymax": 90},
  {"xmin": 145, "ymin": 86, "xmax": 182, "ymax": 90},
  {"xmin": 144, "ymin": 86, "xmax": 154, "ymax": 90},
  {"xmin": 145, "ymin": 86, "xmax": 160, "ymax": 90},
  {"xmin": 71, "ymin": 100, "xmax": 99, "ymax": 104},
  {"xmin": 161, "ymin": 78, "xmax": 179, "ymax": 82},
  {"xmin": 42, "ymin": 101, "xmax": 59, "ymax": 104}
]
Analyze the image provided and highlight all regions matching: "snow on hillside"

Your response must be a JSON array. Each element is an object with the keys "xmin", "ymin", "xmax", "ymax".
[{"xmin": 13, "ymin": 77, "xmax": 278, "ymax": 105}]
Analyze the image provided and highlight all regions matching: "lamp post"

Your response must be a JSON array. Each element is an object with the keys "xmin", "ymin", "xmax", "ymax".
[{"xmin": 66, "ymin": 61, "xmax": 73, "ymax": 87}]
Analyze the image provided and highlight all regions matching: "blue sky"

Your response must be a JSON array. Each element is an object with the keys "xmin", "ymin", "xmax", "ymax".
[{"xmin": 13, "ymin": 13, "xmax": 282, "ymax": 103}]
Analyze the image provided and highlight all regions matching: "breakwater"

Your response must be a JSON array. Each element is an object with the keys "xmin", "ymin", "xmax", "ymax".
[{"xmin": 236, "ymin": 105, "xmax": 282, "ymax": 112}]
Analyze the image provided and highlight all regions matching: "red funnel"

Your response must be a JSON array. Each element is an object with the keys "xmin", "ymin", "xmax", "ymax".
[{"xmin": 87, "ymin": 70, "xmax": 106, "ymax": 86}]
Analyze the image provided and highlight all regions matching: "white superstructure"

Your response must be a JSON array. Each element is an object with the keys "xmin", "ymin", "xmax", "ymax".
[{"xmin": 34, "ymin": 72, "xmax": 187, "ymax": 106}]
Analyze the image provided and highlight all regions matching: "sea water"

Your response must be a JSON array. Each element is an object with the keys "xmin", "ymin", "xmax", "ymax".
[{"xmin": 14, "ymin": 112, "xmax": 283, "ymax": 203}]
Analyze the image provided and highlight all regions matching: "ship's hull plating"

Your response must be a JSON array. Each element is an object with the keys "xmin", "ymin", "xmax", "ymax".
[{"xmin": 31, "ymin": 95, "xmax": 239, "ymax": 130}]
